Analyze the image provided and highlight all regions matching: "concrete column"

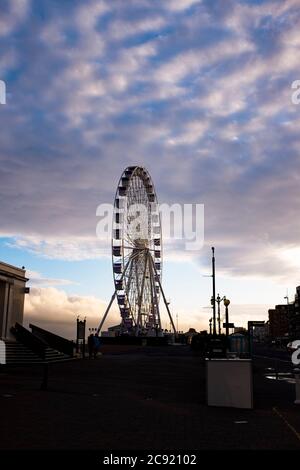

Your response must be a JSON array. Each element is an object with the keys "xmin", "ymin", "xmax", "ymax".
[{"xmin": 0, "ymin": 280, "xmax": 9, "ymax": 339}]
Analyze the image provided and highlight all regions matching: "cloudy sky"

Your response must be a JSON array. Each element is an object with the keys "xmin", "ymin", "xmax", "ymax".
[{"xmin": 1, "ymin": 0, "xmax": 300, "ymax": 338}]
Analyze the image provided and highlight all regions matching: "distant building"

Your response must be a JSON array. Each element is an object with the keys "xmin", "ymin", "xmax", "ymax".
[
  {"xmin": 290, "ymin": 286, "xmax": 300, "ymax": 340},
  {"xmin": 234, "ymin": 327, "xmax": 247, "ymax": 334},
  {"xmin": 0, "ymin": 261, "xmax": 29, "ymax": 340},
  {"xmin": 101, "ymin": 324, "xmax": 122, "ymax": 337},
  {"xmin": 268, "ymin": 305, "xmax": 289, "ymax": 339},
  {"xmin": 267, "ymin": 286, "xmax": 300, "ymax": 341}
]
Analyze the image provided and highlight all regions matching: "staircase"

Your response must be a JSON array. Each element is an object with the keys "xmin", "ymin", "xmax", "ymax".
[
  {"xmin": 4, "ymin": 341, "xmax": 42, "ymax": 364},
  {"xmin": 3, "ymin": 323, "xmax": 75, "ymax": 365},
  {"xmin": 44, "ymin": 347, "xmax": 69, "ymax": 362},
  {"xmin": 1, "ymin": 324, "xmax": 76, "ymax": 390},
  {"xmin": 3, "ymin": 340, "xmax": 70, "ymax": 365}
]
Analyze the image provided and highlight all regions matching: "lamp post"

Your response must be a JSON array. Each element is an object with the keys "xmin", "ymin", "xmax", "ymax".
[
  {"xmin": 211, "ymin": 247, "xmax": 216, "ymax": 335},
  {"xmin": 284, "ymin": 294, "xmax": 291, "ymax": 341},
  {"xmin": 223, "ymin": 297, "xmax": 231, "ymax": 337},
  {"xmin": 216, "ymin": 294, "xmax": 225, "ymax": 335}
]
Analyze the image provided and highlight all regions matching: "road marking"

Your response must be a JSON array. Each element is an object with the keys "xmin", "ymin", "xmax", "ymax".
[{"xmin": 273, "ymin": 407, "xmax": 300, "ymax": 444}]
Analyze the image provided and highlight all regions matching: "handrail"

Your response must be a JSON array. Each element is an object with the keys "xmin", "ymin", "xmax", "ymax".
[
  {"xmin": 29, "ymin": 324, "xmax": 74, "ymax": 357},
  {"xmin": 11, "ymin": 323, "xmax": 47, "ymax": 360}
]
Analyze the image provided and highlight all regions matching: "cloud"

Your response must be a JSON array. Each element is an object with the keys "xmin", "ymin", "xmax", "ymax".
[
  {"xmin": 24, "ymin": 287, "xmax": 120, "ymax": 339},
  {"xmin": 108, "ymin": 16, "xmax": 166, "ymax": 40},
  {"xmin": 154, "ymin": 37, "xmax": 254, "ymax": 84},
  {"xmin": 0, "ymin": 0, "xmax": 30, "ymax": 37},
  {"xmin": 26, "ymin": 270, "xmax": 76, "ymax": 287},
  {"xmin": 164, "ymin": 0, "xmax": 202, "ymax": 12},
  {"xmin": 24, "ymin": 286, "xmax": 268, "ymax": 338},
  {"xmin": 6, "ymin": 235, "xmax": 110, "ymax": 261},
  {"xmin": 1, "ymin": 0, "xmax": 300, "ymax": 286},
  {"xmin": 74, "ymin": 0, "xmax": 110, "ymax": 31}
]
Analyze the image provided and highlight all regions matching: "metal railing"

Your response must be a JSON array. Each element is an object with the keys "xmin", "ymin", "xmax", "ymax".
[
  {"xmin": 11, "ymin": 323, "xmax": 47, "ymax": 360},
  {"xmin": 29, "ymin": 323, "xmax": 74, "ymax": 357}
]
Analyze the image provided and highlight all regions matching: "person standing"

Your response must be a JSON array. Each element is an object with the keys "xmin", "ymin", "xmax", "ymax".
[
  {"xmin": 88, "ymin": 333, "xmax": 94, "ymax": 359},
  {"xmin": 93, "ymin": 333, "xmax": 101, "ymax": 359}
]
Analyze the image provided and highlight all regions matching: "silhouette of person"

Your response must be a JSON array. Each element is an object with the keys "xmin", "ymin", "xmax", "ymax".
[
  {"xmin": 88, "ymin": 333, "xmax": 94, "ymax": 359},
  {"xmin": 93, "ymin": 333, "xmax": 101, "ymax": 358}
]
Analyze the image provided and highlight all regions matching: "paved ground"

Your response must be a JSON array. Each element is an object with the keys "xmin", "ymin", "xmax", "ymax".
[{"xmin": 0, "ymin": 345, "xmax": 299, "ymax": 450}]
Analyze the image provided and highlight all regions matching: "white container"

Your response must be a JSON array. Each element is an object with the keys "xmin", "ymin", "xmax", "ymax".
[{"xmin": 206, "ymin": 358, "xmax": 253, "ymax": 409}]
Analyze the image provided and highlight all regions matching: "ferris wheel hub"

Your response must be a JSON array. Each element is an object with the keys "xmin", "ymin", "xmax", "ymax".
[{"xmin": 134, "ymin": 238, "xmax": 149, "ymax": 249}]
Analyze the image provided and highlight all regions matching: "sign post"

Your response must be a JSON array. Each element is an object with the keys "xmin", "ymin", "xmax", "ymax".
[
  {"xmin": 76, "ymin": 317, "xmax": 86, "ymax": 359},
  {"xmin": 223, "ymin": 298, "xmax": 231, "ymax": 337}
]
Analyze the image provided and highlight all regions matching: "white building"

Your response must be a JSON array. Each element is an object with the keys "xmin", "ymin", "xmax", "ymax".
[{"xmin": 0, "ymin": 261, "xmax": 29, "ymax": 340}]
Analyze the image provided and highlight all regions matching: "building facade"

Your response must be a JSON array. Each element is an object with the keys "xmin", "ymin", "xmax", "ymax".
[
  {"xmin": 0, "ymin": 261, "xmax": 29, "ymax": 340},
  {"xmin": 290, "ymin": 286, "xmax": 300, "ymax": 340},
  {"xmin": 268, "ymin": 305, "xmax": 289, "ymax": 339}
]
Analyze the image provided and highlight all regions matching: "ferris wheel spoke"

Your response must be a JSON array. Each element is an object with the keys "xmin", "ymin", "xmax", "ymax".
[
  {"xmin": 123, "ymin": 250, "xmax": 137, "ymax": 263},
  {"xmin": 133, "ymin": 257, "xmax": 141, "ymax": 308},
  {"xmin": 125, "ymin": 260, "xmax": 134, "ymax": 297},
  {"xmin": 124, "ymin": 230, "xmax": 136, "ymax": 245}
]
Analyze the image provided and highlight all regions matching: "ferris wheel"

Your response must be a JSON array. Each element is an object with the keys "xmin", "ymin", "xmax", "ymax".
[{"xmin": 97, "ymin": 166, "xmax": 176, "ymax": 336}]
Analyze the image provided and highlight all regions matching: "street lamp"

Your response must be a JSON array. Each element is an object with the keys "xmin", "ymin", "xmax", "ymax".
[
  {"xmin": 284, "ymin": 293, "xmax": 291, "ymax": 341},
  {"xmin": 211, "ymin": 247, "xmax": 216, "ymax": 335},
  {"xmin": 216, "ymin": 294, "xmax": 225, "ymax": 335},
  {"xmin": 223, "ymin": 297, "xmax": 231, "ymax": 337}
]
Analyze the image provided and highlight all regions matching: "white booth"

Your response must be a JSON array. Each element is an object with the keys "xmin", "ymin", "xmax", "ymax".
[{"xmin": 206, "ymin": 358, "xmax": 253, "ymax": 409}]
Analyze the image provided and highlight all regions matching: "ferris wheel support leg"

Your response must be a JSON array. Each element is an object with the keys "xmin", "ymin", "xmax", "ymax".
[
  {"xmin": 134, "ymin": 261, "xmax": 141, "ymax": 334},
  {"xmin": 162, "ymin": 289, "xmax": 177, "ymax": 335},
  {"xmin": 136, "ymin": 252, "xmax": 148, "ymax": 336},
  {"xmin": 150, "ymin": 256, "xmax": 177, "ymax": 335},
  {"xmin": 97, "ymin": 257, "xmax": 133, "ymax": 334},
  {"xmin": 96, "ymin": 291, "xmax": 117, "ymax": 334},
  {"xmin": 149, "ymin": 253, "xmax": 162, "ymax": 330}
]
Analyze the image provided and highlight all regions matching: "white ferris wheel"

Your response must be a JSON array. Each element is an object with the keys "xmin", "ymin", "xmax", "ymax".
[{"xmin": 97, "ymin": 166, "xmax": 176, "ymax": 336}]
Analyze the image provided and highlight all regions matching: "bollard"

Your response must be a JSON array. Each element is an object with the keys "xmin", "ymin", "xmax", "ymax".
[{"xmin": 295, "ymin": 368, "xmax": 300, "ymax": 405}]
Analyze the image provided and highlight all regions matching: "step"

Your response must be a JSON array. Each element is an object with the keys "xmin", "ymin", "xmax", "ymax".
[{"xmin": 2, "ymin": 339, "xmax": 73, "ymax": 365}]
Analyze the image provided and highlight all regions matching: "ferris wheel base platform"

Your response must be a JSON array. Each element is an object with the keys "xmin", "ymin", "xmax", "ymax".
[{"xmin": 99, "ymin": 336, "xmax": 169, "ymax": 346}]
